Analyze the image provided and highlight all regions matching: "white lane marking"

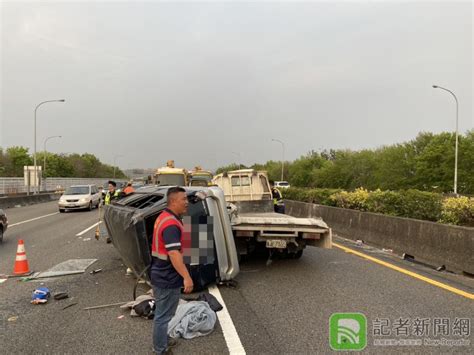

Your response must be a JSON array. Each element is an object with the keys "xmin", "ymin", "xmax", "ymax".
[
  {"xmin": 76, "ymin": 221, "xmax": 101, "ymax": 236},
  {"xmin": 8, "ymin": 212, "xmax": 59, "ymax": 227},
  {"xmin": 208, "ymin": 285, "xmax": 246, "ymax": 355},
  {"xmin": 0, "ymin": 279, "xmax": 7, "ymax": 284}
]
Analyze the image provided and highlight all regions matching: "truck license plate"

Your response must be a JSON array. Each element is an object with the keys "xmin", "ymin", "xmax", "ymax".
[{"xmin": 266, "ymin": 239, "xmax": 287, "ymax": 249}]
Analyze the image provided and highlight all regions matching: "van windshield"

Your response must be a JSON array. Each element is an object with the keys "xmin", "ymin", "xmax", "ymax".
[
  {"xmin": 64, "ymin": 186, "xmax": 90, "ymax": 195},
  {"xmin": 156, "ymin": 174, "xmax": 185, "ymax": 186}
]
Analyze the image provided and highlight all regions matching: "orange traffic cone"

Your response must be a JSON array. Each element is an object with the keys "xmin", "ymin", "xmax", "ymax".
[{"xmin": 13, "ymin": 239, "xmax": 30, "ymax": 275}]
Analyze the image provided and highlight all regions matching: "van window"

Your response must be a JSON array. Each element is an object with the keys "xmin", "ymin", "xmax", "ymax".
[
  {"xmin": 231, "ymin": 176, "xmax": 250, "ymax": 186},
  {"xmin": 231, "ymin": 177, "xmax": 239, "ymax": 186},
  {"xmin": 260, "ymin": 176, "xmax": 270, "ymax": 192}
]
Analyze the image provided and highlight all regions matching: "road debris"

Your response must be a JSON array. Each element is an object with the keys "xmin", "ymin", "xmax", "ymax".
[
  {"xmin": 90, "ymin": 268, "xmax": 102, "ymax": 274},
  {"xmin": 62, "ymin": 303, "xmax": 78, "ymax": 310},
  {"xmin": 0, "ymin": 271, "xmax": 34, "ymax": 279},
  {"xmin": 355, "ymin": 239, "xmax": 364, "ymax": 246},
  {"xmin": 8, "ymin": 316, "xmax": 18, "ymax": 322},
  {"xmin": 83, "ymin": 301, "xmax": 128, "ymax": 311},
  {"xmin": 83, "ymin": 238, "xmax": 91, "ymax": 241},
  {"xmin": 30, "ymin": 259, "xmax": 97, "ymax": 279},
  {"xmin": 53, "ymin": 292, "xmax": 69, "ymax": 300},
  {"xmin": 31, "ymin": 287, "xmax": 50, "ymax": 304},
  {"xmin": 117, "ymin": 315, "xmax": 125, "ymax": 320}
]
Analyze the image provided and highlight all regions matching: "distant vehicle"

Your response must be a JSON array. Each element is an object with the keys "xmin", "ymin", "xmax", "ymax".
[
  {"xmin": 0, "ymin": 209, "xmax": 8, "ymax": 243},
  {"xmin": 154, "ymin": 160, "xmax": 188, "ymax": 186},
  {"xmin": 189, "ymin": 166, "xmax": 213, "ymax": 187},
  {"xmin": 59, "ymin": 185, "xmax": 101, "ymax": 212},
  {"xmin": 275, "ymin": 181, "xmax": 290, "ymax": 189}
]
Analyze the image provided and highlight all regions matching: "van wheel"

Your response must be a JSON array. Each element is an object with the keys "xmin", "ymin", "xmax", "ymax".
[
  {"xmin": 0, "ymin": 227, "xmax": 3, "ymax": 243},
  {"xmin": 291, "ymin": 250, "xmax": 303, "ymax": 259},
  {"xmin": 59, "ymin": 209, "xmax": 65, "ymax": 213},
  {"xmin": 88, "ymin": 202, "xmax": 93, "ymax": 211}
]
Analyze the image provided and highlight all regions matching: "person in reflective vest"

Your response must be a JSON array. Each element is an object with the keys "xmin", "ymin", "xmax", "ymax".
[
  {"xmin": 270, "ymin": 181, "xmax": 285, "ymax": 214},
  {"xmin": 104, "ymin": 181, "xmax": 120, "ymax": 205},
  {"xmin": 150, "ymin": 187, "xmax": 193, "ymax": 354},
  {"xmin": 123, "ymin": 182, "xmax": 135, "ymax": 195},
  {"xmin": 101, "ymin": 181, "xmax": 121, "ymax": 244}
]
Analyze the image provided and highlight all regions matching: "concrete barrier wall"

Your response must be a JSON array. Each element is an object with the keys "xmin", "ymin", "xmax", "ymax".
[
  {"xmin": 285, "ymin": 200, "xmax": 474, "ymax": 275},
  {"xmin": 0, "ymin": 193, "xmax": 61, "ymax": 209}
]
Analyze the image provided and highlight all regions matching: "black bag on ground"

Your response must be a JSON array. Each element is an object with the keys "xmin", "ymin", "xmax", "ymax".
[{"xmin": 197, "ymin": 292, "xmax": 223, "ymax": 312}]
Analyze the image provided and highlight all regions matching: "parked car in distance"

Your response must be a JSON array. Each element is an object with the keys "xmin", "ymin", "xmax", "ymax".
[
  {"xmin": 275, "ymin": 181, "xmax": 290, "ymax": 189},
  {"xmin": 58, "ymin": 185, "xmax": 101, "ymax": 212},
  {"xmin": 0, "ymin": 209, "xmax": 8, "ymax": 243}
]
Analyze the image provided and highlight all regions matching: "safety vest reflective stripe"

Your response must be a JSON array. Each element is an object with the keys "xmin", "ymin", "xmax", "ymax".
[
  {"xmin": 104, "ymin": 191, "xmax": 119, "ymax": 205},
  {"xmin": 151, "ymin": 214, "xmax": 182, "ymax": 260},
  {"xmin": 151, "ymin": 216, "xmax": 174, "ymax": 258}
]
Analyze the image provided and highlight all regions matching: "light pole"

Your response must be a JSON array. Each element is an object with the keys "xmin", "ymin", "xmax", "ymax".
[
  {"xmin": 34, "ymin": 99, "xmax": 65, "ymax": 194},
  {"xmin": 43, "ymin": 135, "xmax": 62, "ymax": 191},
  {"xmin": 271, "ymin": 138, "xmax": 285, "ymax": 181},
  {"xmin": 113, "ymin": 155, "xmax": 124, "ymax": 178},
  {"xmin": 231, "ymin": 152, "xmax": 241, "ymax": 170},
  {"xmin": 432, "ymin": 85, "xmax": 459, "ymax": 195}
]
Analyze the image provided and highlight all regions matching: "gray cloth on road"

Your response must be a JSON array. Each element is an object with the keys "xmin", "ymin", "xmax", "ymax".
[{"xmin": 168, "ymin": 301, "xmax": 216, "ymax": 339}]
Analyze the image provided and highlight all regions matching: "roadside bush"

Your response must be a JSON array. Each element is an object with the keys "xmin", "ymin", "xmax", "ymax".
[
  {"xmin": 283, "ymin": 188, "xmax": 341, "ymax": 206},
  {"xmin": 365, "ymin": 189, "xmax": 405, "ymax": 216},
  {"xmin": 330, "ymin": 188, "xmax": 370, "ymax": 210},
  {"xmin": 439, "ymin": 196, "xmax": 474, "ymax": 226},
  {"xmin": 395, "ymin": 189, "xmax": 443, "ymax": 221},
  {"xmin": 285, "ymin": 187, "xmax": 471, "ymax": 226}
]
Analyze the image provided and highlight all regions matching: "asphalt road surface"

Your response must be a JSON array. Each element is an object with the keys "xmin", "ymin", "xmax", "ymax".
[{"xmin": 1, "ymin": 201, "xmax": 472, "ymax": 354}]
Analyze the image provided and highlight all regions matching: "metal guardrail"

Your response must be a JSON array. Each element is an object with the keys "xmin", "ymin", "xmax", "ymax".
[{"xmin": 0, "ymin": 177, "xmax": 126, "ymax": 195}]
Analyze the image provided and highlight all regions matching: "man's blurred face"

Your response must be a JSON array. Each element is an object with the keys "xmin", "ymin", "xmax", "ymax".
[
  {"xmin": 169, "ymin": 192, "xmax": 188, "ymax": 216},
  {"xmin": 108, "ymin": 184, "xmax": 115, "ymax": 192}
]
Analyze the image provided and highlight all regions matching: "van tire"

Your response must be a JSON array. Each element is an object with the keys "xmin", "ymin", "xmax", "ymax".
[{"xmin": 292, "ymin": 250, "xmax": 303, "ymax": 259}]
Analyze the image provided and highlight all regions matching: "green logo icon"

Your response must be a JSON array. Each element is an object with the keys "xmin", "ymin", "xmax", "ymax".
[{"xmin": 329, "ymin": 313, "xmax": 367, "ymax": 351}]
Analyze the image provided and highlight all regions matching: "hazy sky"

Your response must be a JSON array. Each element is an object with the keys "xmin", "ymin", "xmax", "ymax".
[{"xmin": 1, "ymin": 0, "xmax": 472, "ymax": 170}]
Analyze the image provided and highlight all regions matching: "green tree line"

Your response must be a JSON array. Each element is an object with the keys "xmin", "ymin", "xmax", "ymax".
[
  {"xmin": 217, "ymin": 131, "xmax": 474, "ymax": 195},
  {"xmin": 0, "ymin": 146, "xmax": 126, "ymax": 179}
]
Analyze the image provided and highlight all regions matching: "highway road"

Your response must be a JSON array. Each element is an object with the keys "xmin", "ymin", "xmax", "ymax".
[{"xmin": 0, "ymin": 201, "xmax": 472, "ymax": 354}]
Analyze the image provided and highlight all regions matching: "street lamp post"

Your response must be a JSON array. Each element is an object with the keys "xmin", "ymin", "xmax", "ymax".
[
  {"xmin": 43, "ymin": 135, "xmax": 62, "ymax": 191},
  {"xmin": 231, "ymin": 152, "xmax": 242, "ymax": 170},
  {"xmin": 113, "ymin": 155, "xmax": 124, "ymax": 179},
  {"xmin": 34, "ymin": 99, "xmax": 65, "ymax": 194},
  {"xmin": 271, "ymin": 138, "xmax": 286, "ymax": 181},
  {"xmin": 432, "ymin": 85, "xmax": 459, "ymax": 195}
]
